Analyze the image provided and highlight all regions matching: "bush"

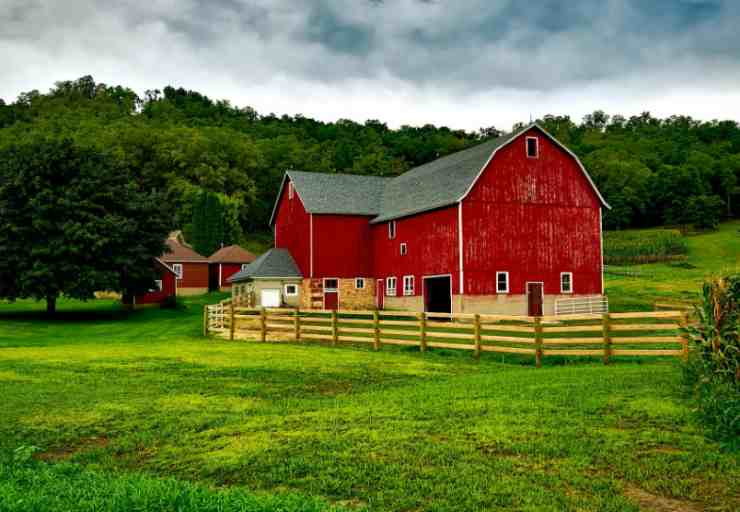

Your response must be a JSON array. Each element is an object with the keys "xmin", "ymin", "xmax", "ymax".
[
  {"xmin": 604, "ymin": 229, "xmax": 688, "ymax": 265},
  {"xmin": 683, "ymin": 276, "xmax": 740, "ymax": 442}
]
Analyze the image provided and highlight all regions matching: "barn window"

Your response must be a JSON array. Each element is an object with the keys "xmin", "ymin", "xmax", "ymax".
[
  {"xmin": 324, "ymin": 278, "xmax": 338, "ymax": 291},
  {"xmin": 288, "ymin": 181, "xmax": 294, "ymax": 199},
  {"xmin": 403, "ymin": 275, "xmax": 415, "ymax": 296},
  {"xmin": 496, "ymin": 272, "xmax": 509, "ymax": 293},
  {"xmin": 560, "ymin": 272, "xmax": 573, "ymax": 294},
  {"xmin": 400, "ymin": 242, "xmax": 407, "ymax": 255},
  {"xmin": 388, "ymin": 220, "xmax": 397, "ymax": 239},
  {"xmin": 172, "ymin": 264, "xmax": 183, "ymax": 279},
  {"xmin": 284, "ymin": 284, "xmax": 298, "ymax": 296},
  {"xmin": 355, "ymin": 278, "xmax": 365, "ymax": 289},
  {"xmin": 241, "ymin": 263, "xmax": 249, "ymax": 272},
  {"xmin": 526, "ymin": 137, "xmax": 539, "ymax": 158},
  {"xmin": 386, "ymin": 277, "xmax": 397, "ymax": 296}
]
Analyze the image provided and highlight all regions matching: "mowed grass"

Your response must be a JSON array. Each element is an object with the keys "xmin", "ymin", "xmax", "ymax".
[
  {"xmin": 1, "ymin": 296, "xmax": 739, "ymax": 511},
  {"xmin": 606, "ymin": 220, "xmax": 740, "ymax": 311}
]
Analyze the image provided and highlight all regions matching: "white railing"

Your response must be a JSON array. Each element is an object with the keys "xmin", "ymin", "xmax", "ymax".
[{"xmin": 555, "ymin": 296, "xmax": 609, "ymax": 316}]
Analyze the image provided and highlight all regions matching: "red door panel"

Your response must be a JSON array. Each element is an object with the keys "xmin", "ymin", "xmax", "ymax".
[
  {"xmin": 376, "ymin": 279, "xmax": 384, "ymax": 309},
  {"xmin": 324, "ymin": 291, "xmax": 338, "ymax": 310},
  {"xmin": 527, "ymin": 283, "xmax": 544, "ymax": 316}
]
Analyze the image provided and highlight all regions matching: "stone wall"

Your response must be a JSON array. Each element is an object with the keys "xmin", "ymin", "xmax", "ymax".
[{"xmin": 299, "ymin": 278, "xmax": 375, "ymax": 310}]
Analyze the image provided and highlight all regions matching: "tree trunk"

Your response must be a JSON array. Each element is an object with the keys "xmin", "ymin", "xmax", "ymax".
[{"xmin": 46, "ymin": 295, "xmax": 57, "ymax": 316}]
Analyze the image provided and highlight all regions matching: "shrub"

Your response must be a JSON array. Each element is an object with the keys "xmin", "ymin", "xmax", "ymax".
[
  {"xmin": 683, "ymin": 276, "xmax": 740, "ymax": 442},
  {"xmin": 604, "ymin": 229, "xmax": 688, "ymax": 265}
]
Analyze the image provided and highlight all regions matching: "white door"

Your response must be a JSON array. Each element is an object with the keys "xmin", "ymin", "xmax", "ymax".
[{"xmin": 260, "ymin": 289, "xmax": 281, "ymax": 308}]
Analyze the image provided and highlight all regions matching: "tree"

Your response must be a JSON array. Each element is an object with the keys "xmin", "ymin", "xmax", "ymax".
[
  {"xmin": 0, "ymin": 139, "xmax": 172, "ymax": 314},
  {"xmin": 190, "ymin": 190, "xmax": 244, "ymax": 256}
]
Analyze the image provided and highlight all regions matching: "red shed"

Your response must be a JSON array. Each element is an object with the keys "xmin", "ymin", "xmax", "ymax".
[
  {"xmin": 122, "ymin": 258, "xmax": 177, "ymax": 308},
  {"xmin": 208, "ymin": 245, "xmax": 257, "ymax": 291},
  {"xmin": 250, "ymin": 124, "xmax": 609, "ymax": 316},
  {"xmin": 160, "ymin": 239, "xmax": 209, "ymax": 296}
]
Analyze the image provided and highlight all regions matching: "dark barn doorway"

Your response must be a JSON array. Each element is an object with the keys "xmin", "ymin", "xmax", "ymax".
[{"xmin": 424, "ymin": 276, "xmax": 452, "ymax": 313}]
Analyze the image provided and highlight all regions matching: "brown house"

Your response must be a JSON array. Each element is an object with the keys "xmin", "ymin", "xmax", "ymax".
[
  {"xmin": 208, "ymin": 245, "xmax": 257, "ymax": 291},
  {"xmin": 161, "ymin": 239, "xmax": 209, "ymax": 295}
]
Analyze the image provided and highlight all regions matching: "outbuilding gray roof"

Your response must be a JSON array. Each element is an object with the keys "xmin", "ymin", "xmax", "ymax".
[
  {"xmin": 269, "ymin": 124, "xmax": 608, "ymax": 226},
  {"xmin": 228, "ymin": 248, "xmax": 303, "ymax": 283}
]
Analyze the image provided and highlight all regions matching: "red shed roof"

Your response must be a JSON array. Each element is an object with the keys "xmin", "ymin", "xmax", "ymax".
[
  {"xmin": 161, "ymin": 239, "xmax": 208, "ymax": 263},
  {"xmin": 208, "ymin": 245, "xmax": 257, "ymax": 264}
]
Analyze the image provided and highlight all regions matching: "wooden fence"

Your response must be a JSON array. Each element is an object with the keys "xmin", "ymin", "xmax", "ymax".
[{"xmin": 204, "ymin": 304, "xmax": 689, "ymax": 366}]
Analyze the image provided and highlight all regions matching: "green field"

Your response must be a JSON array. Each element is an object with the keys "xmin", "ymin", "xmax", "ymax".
[
  {"xmin": 1, "ymin": 294, "xmax": 738, "ymax": 511},
  {"xmin": 1, "ymin": 223, "xmax": 740, "ymax": 511},
  {"xmin": 605, "ymin": 220, "xmax": 740, "ymax": 311}
]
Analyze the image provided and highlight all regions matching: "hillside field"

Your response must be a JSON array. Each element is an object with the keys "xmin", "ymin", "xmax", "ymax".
[
  {"xmin": 1, "ymin": 223, "xmax": 739, "ymax": 511},
  {"xmin": 605, "ymin": 220, "xmax": 740, "ymax": 311}
]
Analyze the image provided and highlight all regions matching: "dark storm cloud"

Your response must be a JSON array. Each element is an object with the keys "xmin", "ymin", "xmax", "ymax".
[{"xmin": 2, "ymin": 0, "xmax": 740, "ymax": 129}]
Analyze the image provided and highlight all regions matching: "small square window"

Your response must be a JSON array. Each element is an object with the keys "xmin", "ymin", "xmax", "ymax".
[
  {"xmin": 324, "ymin": 278, "xmax": 339, "ymax": 291},
  {"xmin": 526, "ymin": 137, "xmax": 539, "ymax": 158},
  {"xmin": 560, "ymin": 272, "xmax": 573, "ymax": 294},
  {"xmin": 403, "ymin": 275, "xmax": 414, "ymax": 296},
  {"xmin": 388, "ymin": 220, "xmax": 397, "ymax": 240},
  {"xmin": 496, "ymin": 271, "xmax": 509, "ymax": 293},
  {"xmin": 400, "ymin": 242, "xmax": 407, "ymax": 255},
  {"xmin": 285, "ymin": 284, "xmax": 298, "ymax": 296},
  {"xmin": 172, "ymin": 264, "xmax": 183, "ymax": 279},
  {"xmin": 355, "ymin": 278, "xmax": 365, "ymax": 290},
  {"xmin": 386, "ymin": 277, "xmax": 397, "ymax": 296}
]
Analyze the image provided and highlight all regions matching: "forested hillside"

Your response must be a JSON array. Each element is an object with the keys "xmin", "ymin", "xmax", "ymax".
[{"xmin": 1, "ymin": 76, "xmax": 739, "ymax": 247}]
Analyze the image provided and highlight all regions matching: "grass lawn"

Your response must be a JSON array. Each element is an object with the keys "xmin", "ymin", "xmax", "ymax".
[
  {"xmin": 1, "ymin": 294, "xmax": 738, "ymax": 511},
  {"xmin": 606, "ymin": 220, "xmax": 740, "ymax": 311}
]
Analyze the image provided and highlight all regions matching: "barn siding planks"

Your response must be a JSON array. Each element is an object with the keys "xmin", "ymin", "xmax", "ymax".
[
  {"xmin": 274, "ymin": 178, "xmax": 311, "ymax": 277},
  {"xmin": 462, "ymin": 127, "xmax": 602, "ymax": 296}
]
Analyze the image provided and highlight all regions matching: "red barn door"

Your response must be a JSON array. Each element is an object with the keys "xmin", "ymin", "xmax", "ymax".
[
  {"xmin": 527, "ymin": 282, "xmax": 544, "ymax": 317},
  {"xmin": 324, "ymin": 278, "xmax": 339, "ymax": 310}
]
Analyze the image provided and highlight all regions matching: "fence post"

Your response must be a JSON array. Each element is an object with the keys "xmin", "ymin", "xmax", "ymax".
[
  {"xmin": 602, "ymin": 313, "xmax": 611, "ymax": 365},
  {"xmin": 229, "ymin": 303, "xmax": 235, "ymax": 341},
  {"xmin": 419, "ymin": 312, "xmax": 427, "ymax": 352},
  {"xmin": 260, "ymin": 307, "xmax": 267, "ymax": 342},
  {"xmin": 331, "ymin": 310, "xmax": 338, "ymax": 346},
  {"xmin": 203, "ymin": 306, "xmax": 208, "ymax": 337},
  {"xmin": 294, "ymin": 308, "xmax": 301, "ymax": 342},
  {"xmin": 679, "ymin": 311, "xmax": 689, "ymax": 361},
  {"xmin": 534, "ymin": 317, "xmax": 543, "ymax": 368},
  {"xmin": 474, "ymin": 314, "xmax": 481, "ymax": 359},
  {"xmin": 373, "ymin": 310, "xmax": 380, "ymax": 351}
]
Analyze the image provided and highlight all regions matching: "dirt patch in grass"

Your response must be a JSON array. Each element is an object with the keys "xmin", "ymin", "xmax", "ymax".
[
  {"xmin": 35, "ymin": 436, "xmax": 109, "ymax": 462},
  {"xmin": 624, "ymin": 484, "xmax": 702, "ymax": 512}
]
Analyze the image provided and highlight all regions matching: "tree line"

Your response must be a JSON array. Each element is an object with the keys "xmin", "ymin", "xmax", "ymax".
[{"xmin": 1, "ymin": 75, "xmax": 739, "ymax": 238}]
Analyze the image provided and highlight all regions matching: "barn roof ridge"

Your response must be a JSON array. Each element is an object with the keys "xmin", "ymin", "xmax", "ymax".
[
  {"xmin": 208, "ymin": 244, "xmax": 257, "ymax": 264},
  {"xmin": 269, "ymin": 123, "xmax": 608, "ymax": 225}
]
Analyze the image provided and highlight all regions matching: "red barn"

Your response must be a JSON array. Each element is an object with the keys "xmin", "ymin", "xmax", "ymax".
[
  {"xmin": 232, "ymin": 124, "xmax": 609, "ymax": 316},
  {"xmin": 208, "ymin": 245, "xmax": 257, "ymax": 291},
  {"xmin": 122, "ymin": 258, "xmax": 177, "ymax": 308},
  {"xmin": 161, "ymin": 239, "xmax": 209, "ymax": 295}
]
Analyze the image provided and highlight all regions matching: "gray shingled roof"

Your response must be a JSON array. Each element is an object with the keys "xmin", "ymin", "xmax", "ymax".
[
  {"xmin": 286, "ymin": 171, "xmax": 388, "ymax": 216},
  {"xmin": 269, "ymin": 124, "xmax": 608, "ymax": 226},
  {"xmin": 228, "ymin": 248, "xmax": 302, "ymax": 283}
]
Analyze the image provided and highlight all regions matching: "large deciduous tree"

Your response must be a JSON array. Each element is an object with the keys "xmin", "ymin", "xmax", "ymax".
[{"xmin": 0, "ymin": 139, "xmax": 172, "ymax": 314}]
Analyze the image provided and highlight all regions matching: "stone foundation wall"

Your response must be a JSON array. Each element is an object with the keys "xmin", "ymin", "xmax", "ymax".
[
  {"xmin": 384, "ymin": 295, "xmax": 423, "ymax": 311},
  {"xmin": 455, "ymin": 294, "xmax": 604, "ymax": 316},
  {"xmin": 176, "ymin": 287, "xmax": 208, "ymax": 296},
  {"xmin": 300, "ymin": 278, "xmax": 375, "ymax": 310}
]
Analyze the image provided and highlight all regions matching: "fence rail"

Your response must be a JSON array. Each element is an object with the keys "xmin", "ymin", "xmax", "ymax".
[{"xmin": 204, "ymin": 304, "xmax": 689, "ymax": 367}]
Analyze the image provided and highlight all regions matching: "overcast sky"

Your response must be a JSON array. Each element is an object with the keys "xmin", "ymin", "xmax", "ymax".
[{"xmin": 3, "ymin": 0, "xmax": 740, "ymax": 131}]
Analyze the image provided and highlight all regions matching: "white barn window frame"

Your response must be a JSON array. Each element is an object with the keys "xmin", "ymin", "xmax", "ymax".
[
  {"xmin": 288, "ymin": 181, "xmax": 295, "ymax": 199},
  {"xmin": 386, "ymin": 277, "xmax": 397, "ymax": 296},
  {"xmin": 284, "ymin": 283, "xmax": 299, "ymax": 296},
  {"xmin": 496, "ymin": 271, "xmax": 509, "ymax": 293},
  {"xmin": 355, "ymin": 278, "xmax": 365, "ymax": 289},
  {"xmin": 526, "ymin": 136, "xmax": 539, "ymax": 159},
  {"xmin": 560, "ymin": 272, "xmax": 573, "ymax": 294},
  {"xmin": 400, "ymin": 242, "xmax": 407, "ymax": 255},
  {"xmin": 172, "ymin": 263, "xmax": 183, "ymax": 279},
  {"xmin": 388, "ymin": 220, "xmax": 397, "ymax": 240},
  {"xmin": 403, "ymin": 275, "xmax": 414, "ymax": 296}
]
